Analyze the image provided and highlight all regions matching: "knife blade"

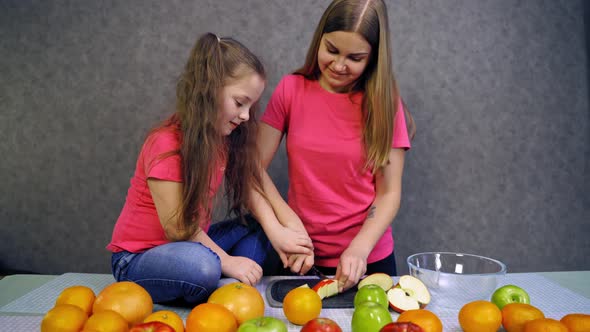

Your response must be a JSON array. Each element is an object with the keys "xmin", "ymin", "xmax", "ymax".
[{"xmin": 309, "ymin": 265, "xmax": 328, "ymax": 280}]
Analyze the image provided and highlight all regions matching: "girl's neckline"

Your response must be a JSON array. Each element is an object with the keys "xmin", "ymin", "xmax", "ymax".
[{"xmin": 310, "ymin": 79, "xmax": 363, "ymax": 99}]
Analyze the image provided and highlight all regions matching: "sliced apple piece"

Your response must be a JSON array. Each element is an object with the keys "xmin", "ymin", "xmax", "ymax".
[
  {"xmin": 298, "ymin": 283, "xmax": 310, "ymax": 288},
  {"xmin": 358, "ymin": 272, "xmax": 394, "ymax": 291},
  {"xmin": 312, "ymin": 279, "xmax": 339, "ymax": 300},
  {"xmin": 386, "ymin": 275, "xmax": 431, "ymax": 313},
  {"xmin": 387, "ymin": 288, "xmax": 420, "ymax": 312}
]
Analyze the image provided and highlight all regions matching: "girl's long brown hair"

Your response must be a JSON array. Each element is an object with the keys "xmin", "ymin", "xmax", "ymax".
[
  {"xmin": 150, "ymin": 33, "xmax": 266, "ymax": 239},
  {"xmin": 295, "ymin": 0, "xmax": 416, "ymax": 172}
]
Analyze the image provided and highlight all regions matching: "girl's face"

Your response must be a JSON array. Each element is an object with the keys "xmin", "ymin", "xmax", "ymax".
[
  {"xmin": 216, "ymin": 71, "xmax": 265, "ymax": 136},
  {"xmin": 317, "ymin": 31, "xmax": 372, "ymax": 93}
]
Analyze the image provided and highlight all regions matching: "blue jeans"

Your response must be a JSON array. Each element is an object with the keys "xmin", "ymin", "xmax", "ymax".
[{"xmin": 110, "ymin": 216, "xmax": 271, "ymax": 305}]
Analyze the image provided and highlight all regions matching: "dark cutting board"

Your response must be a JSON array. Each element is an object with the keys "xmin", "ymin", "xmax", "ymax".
[{"xmin": 265, "ymin": 278, "xmax": 357, "ymax": 308}]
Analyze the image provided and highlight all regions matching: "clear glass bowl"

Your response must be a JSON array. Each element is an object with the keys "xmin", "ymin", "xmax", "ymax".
[{"xmin": 407, "ymin": 252, "xmax": 507, "ymax": 309}]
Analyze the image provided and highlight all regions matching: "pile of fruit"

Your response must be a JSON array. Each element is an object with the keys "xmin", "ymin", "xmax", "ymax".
[
  {"xmin": 304, "ymin": 273, "xmax": 590, "ymax": 332},
  {"xmin": 458, "ymin": 284, "xmax": 590, "ymax": 332},
  {"xmin": 40, "ymin": 281, "xmax": 187, "ymax": 332},
  {"xmin": 40, "ymin": 281, "xmax": 183, "ymax": 332},
  {"xmin": 40, "ymin": 281, "xmax": 270, "ymax": 332},
  {"xmin": 346, "ymin": 273, "xmax": 441, "ymax": 332},
  {"xmin": 39, "ymin": 275, "xmax": 590, "ymax": 332}
]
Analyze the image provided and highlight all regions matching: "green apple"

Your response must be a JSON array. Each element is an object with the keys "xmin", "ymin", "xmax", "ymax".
[
  {"xmin": 490, "ymin": 284, "xmax": 530, "ymax": 309},
  {"xmin": 351, "ymin": 301, "xmax": 393, "ymax": 332},
  {"xmin": 238, "ymin": 316, "xmax": 288, "ymax": 332},
  {"xmin": 354, "ymin": 284, "xmax": 389, "ymax": 309}
]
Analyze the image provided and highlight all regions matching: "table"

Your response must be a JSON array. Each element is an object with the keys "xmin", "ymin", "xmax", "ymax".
[{"xmin": 1, "ymin": 271, "xmax": 589, "ymax": 331}]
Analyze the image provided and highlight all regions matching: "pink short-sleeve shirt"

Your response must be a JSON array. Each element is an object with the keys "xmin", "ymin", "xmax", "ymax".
[
  {"xmin": 262, "ymin": 75, "xmax": 411, "ymax": 266},
  {"xmin": 107, "ymin": 127, "xmax": 225, "ymax": 253}
]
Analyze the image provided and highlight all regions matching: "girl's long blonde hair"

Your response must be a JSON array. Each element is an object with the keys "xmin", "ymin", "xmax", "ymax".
[{"xmin": 295, "ymin": 0, "xmax": 415, "ymax": 171}]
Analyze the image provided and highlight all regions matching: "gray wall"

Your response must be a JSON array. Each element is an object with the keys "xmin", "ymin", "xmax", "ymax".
[{"xmin": 1, "ymin": 0, "xmax": 588, "ymax": 275}]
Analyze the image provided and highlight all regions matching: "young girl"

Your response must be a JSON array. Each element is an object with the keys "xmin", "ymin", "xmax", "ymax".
[
  {"xmin": 107, "ymin": 33, "xmax": 312, "ymax": 304},
  {"xmin": 259, "ymin": 0, "xmax": 416, "ymax": 292}
]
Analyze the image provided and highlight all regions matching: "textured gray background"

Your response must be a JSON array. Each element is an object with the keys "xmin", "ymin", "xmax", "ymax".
[{"xmin": 1, "ymin": 0, "xmax": 588, "ymax": 275}]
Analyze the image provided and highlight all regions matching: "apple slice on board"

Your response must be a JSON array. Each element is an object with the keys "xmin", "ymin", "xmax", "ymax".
[
  {"xmin": 358, "ymin": 273, "xmax": 394, "ymax": 291},
  {"xmin": 387, "ymin": 275, "xmax": 431, "ymax": 313},
  {"xmin": 312, "ymin": 279, "xmax": 339, "ymax": 300}
]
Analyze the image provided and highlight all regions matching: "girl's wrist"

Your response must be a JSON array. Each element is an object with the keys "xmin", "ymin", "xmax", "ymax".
[
  {"xmin": 347, "ymin": 242, "xmax": 372, "ymax": 259},
  {"xmin": 282, "ymin": 218, "xmax": 306, "ymax": 232},
  {"xmin": 219, "ymin": 254, "xmax": 233, "ymax": 273}
]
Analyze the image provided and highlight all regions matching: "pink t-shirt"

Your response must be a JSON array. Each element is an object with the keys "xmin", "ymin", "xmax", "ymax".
[
  {"xmin": 262, "ymin": 75, "xmax": 411, "ymax": 267},
  {"xmin": 107, "ymin": 126, "xmax": 226, "ymax": 253}
]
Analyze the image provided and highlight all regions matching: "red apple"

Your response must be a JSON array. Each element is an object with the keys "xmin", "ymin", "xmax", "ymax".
[
  {"xmin": 379, "ymin": 322, "xmax": 425, "ymax": 332},
  {"xmin": 129, "ymin": 321, "xmax": 175, "ymax": 332},
  {"xmin": 312, "ymin": 279, "xmax": 339, "ymax": 300},
  {"xmin": 358, "ymin": 273, "xmax": 394, "ymax": 291},
  {"xmin": 386, "ymin": 275, "xmax": 431, "ymax": 313},
  {"xmin": 300, "ymin": 317, "xmax": 343, "ymax": 332}
]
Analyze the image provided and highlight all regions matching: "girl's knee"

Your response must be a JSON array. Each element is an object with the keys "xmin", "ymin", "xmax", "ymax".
[
  {"xmin": 183, "ymin": 243, "xmax": 222, "ymax": 288},
  {"xmin": 181, "ymin": 248, "xmax": 222, "ymax": 303},
  {"xmin": 153, "ymin": 242, "xmax": 222, "ymax": 290},
  {"xmin": 165, "ymin": 243, "xmax": 222, "ymax": 303},
  {"xmin": 193, "ymin": 258, "xmax": 222, "ymax": 291}
]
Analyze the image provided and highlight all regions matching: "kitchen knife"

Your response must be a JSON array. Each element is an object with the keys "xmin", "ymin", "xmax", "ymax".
[{"xmin": 309, "ymin": 265, "xmax": 328, "ymax": 280}]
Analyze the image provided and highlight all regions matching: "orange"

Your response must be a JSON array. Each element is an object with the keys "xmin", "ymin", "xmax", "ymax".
[
  {"xmin": 523, "ymin": 318, "xmax": 568, "ymax": 332},
  {"xmin": 207, "ymin": 282, "xmax": 264, "ymax": 324},
  {"xmin": 55, "ymin": 285, "xmax": 96, "ymax": 316},
  {"xmin": 83, "ymin": 310, "xmax": 128, "ymax": 332},
  {"xmin": 185, "ymin": 302, "xmax": 237, "ymax": 332},
  {"xmin": 41, "ymin": 304, "xmax": 88, "ymax": 332},
  {"xmin": 560, "ymin": 313, "xmax": 590, "ymax": 332},
  {"xmin": 501, "ymin": 303, "xmax": 545, "ymax": 332},
  {"xmin": 282, "ymin": 286, "xmax": 322, "ymax": 325},
  {"xmin": 397, "ymin": 309, "xmax": 443, "ymax": 332},
  {"xmin": 144, "ymin": 310, "xmax": 185, "ymax": 332},
  {"xmin": 92, "ymin": 281, "xmax": 153, "ymax": 325},
  {"xmin": 458, "ymin": 300, "xmax": 502, "ymax": 332}
]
